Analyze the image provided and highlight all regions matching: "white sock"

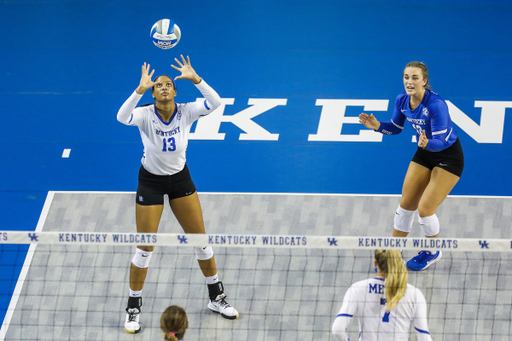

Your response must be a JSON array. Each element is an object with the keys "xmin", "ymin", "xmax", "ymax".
[
  {"xmin": 205, "ymin": 273, "xmax": 219, "ymax": 285},
  {"xmin": 129, "ymin": 289, "xmax": 142, "ymax": 297}
]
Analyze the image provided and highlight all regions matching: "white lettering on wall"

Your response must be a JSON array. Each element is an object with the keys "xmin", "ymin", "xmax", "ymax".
[
  {"xmin": 446, "ymin": 100, "xmax": 512, "ymax": 143},
  {"xmin": 190, "ymin": 98, "xmax": 285, "ymax": 140},
  {"xmin": 189, "ymin": 98, "xmax": 510, "ymax": 143},
  {"xmin": 308, "ymin": 99, "xmax": 388, "ymax": 141}
]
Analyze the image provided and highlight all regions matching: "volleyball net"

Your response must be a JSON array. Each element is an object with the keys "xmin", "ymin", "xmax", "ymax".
[{"xmin": 1, "ymin": 231, "xmax": 512, "ymax": 341}]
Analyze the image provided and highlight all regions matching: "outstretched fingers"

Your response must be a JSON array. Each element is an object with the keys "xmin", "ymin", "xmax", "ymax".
[{"xmin": 137, "ymin": 62, "xmax": 156, "ymax": 93}]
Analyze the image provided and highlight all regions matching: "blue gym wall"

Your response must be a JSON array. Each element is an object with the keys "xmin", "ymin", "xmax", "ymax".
[{"xmin": 1, "ymin": 0, "xmax": 511, "ymax": 328}]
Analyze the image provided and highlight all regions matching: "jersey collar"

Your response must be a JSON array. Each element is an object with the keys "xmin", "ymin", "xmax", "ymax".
[{"xmin": 153, "ymin": 103, "xmax": 178, "ymax": 125}]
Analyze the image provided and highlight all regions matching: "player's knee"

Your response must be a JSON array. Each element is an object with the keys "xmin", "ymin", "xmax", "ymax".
[
  {"xmin": 419, "ymin": 214, "xmax": 440, "ymax": 237},
  {"xmin": 137, "ymin": 245, "xmax": 154, "ymax": 252},
  {"xmin": 417, "ymin": 202, "xmax": 437, "ymax": 218},
  {"xmin": 399, "ymin": 200, "xmax": 417, "ymax": 212},
  {"xmin": 194, "ymin": 246, "xmax": 214, "ymax": 260},
  {"xmin": 393, "ymin": 205, "xmax": 415, "ymax": 233},
  {"xmin": 132, "ymin": 248, "xmax": 153, "ymax": 268}
]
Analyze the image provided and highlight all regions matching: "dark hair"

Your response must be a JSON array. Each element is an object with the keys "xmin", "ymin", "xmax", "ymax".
[
  {"xmin": 152, "ymin": 75, "xmax": 177, "ymax": 92},
  {"xmin": 161, "ymin": 305, "xmax": 187, "ymax": 341},
  {"xmin": 403, "ymin": 61, "xmax": 431, "ymax": 90}
]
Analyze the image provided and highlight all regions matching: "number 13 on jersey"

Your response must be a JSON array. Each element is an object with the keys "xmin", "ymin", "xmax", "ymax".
[
  {"xmin": 162, "ymin": 137, "xmax": 176, "ymax": 152},
  {"xmin": 411, "ymin": 124, "xmax": 423, "ymax": 135}
]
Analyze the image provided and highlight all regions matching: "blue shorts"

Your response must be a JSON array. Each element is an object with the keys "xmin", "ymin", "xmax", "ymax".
[
  {"xmin": 136, "ymin": 164, "xmax": 197, "ymax": 205},
  {"xmin": 412, "ymin": 138, "xmax": 464, "ymax": 177}
]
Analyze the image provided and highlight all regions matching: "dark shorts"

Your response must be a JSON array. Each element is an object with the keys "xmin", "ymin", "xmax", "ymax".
[
  {"xmin": 411, "ymin": 138, "xmax": 464, "ymax": 177},
  {"xmin": 136, "ymin": 164, "xmax": 197, "ymax": 205}
]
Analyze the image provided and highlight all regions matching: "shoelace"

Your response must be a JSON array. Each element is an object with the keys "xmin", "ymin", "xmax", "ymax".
[
  {"xmin": 126, "ymin": 308, "xmax": 140, "ymax": 322},
  {"xmin": 414, "ymin": 251, "xmax": 432, "ymax": 262},
  {"xmin": 214, "ymin": 294, "xmax": 231, "ymax": 308}
]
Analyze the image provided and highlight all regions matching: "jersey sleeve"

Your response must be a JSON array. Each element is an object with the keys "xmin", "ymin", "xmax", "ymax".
[
  {"xmin": 117, "ymin": 90, "xmax": 144, "ymax": 126},
  {"xmin": 376, "ymin": 96, "xmax": 406, "ymax": 135},
  {"xmin": 184, "ymin": 79, "xmax": 222, "ymax": 122},
  {"xmin": 332, "ymin": 285, "xmax": 358, "ymax": 341},
  {"xmin": 413, "ymin": 288, "xmax": 433, "ymax": 341},
  {"xmin": 425, "ymin": 99, "xmax": 453, "ymax": 152}
]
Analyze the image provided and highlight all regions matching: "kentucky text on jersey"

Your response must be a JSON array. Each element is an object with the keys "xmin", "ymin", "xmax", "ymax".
[
  {"xmin": 156, "ymin": 127, "xmax": 180, "ymax": 137},
  {"xmin": 59, "ymin": 233, "xmax": 107, "ymax": 243},
  {"xmin": 407, "ymin": 118, "xmax": 426, "ymax": 125}
]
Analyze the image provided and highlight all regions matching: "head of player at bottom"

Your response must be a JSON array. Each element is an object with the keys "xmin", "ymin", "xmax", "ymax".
[{"xmin": 161, "ymin": 305, "xmax": 188, "ymax": 341}]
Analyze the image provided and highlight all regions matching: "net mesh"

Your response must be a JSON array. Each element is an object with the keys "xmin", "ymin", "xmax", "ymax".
[
  {"xmin": 1, "ymin": 238, "xmax": 512, "ymax": 340},
  {"xmin": 1, "ymin": 192, "xmax": 511, "ymax": 341}
]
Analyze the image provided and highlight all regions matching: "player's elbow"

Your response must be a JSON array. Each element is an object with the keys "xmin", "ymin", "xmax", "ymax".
[
  {"xmin": 117, "ymin": 111, "xmax": 132, "ymax": 125},
  {"xmin": 207, "ymin": 97, "xmax": 222, "ymax": 111},
  {"xmin": 331, "ymin": 325, "xmax": 347, "ymax": 340}
]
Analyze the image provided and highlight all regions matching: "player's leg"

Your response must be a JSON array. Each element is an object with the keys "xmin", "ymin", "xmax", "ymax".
[
  {"xmin": 130, "ymin": 204, "xmax": 163, "ymax": 291},
  {"xmin": 417, "ymin": 166, "xmax": 460, "ymax": 234},
  {"xmin": 125, "ymin": 203, "xmax": 163, "ymax": 334},
  {"xmin": 169, "ymin": 192, "xmax": 239, "ymax": 319},
  {"xmin": 407, "ymin": 167, "xmax": 460, "ymax": 271},
  {"xmin": 125, "ymin": 166, "xmax": 166, "ymax": 333},
  {"xmin": 393, "ymin": 161, "xmax": 431, "ymax": 238}
]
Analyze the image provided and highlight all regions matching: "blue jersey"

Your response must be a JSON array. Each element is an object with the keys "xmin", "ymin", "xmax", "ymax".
[{"xmin": 377, "ymin": 90, "xmax": 458, "ymax": 152}]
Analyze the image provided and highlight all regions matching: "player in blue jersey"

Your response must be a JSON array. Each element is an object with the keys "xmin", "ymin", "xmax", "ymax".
[
  {"xmin": 117, "ymin": 56, "xmax": 238, "ymax": 334},
  {"xmin": 359, "ymin": 62, "xmax": 464, "ymax": 271},
  {"xmin": 332, "ymin": 250, "xmax": 433, "ymax": 341}
]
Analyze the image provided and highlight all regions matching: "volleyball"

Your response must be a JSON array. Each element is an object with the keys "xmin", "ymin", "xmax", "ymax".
[{"xmin": 150, "ymin": 19, "xmax": 181, "ymax": 49}]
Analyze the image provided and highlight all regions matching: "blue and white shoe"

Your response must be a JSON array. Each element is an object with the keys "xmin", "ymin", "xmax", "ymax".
[{"xmin": 406, "ymin": 251, "xmax": 442, "ymax": 271}]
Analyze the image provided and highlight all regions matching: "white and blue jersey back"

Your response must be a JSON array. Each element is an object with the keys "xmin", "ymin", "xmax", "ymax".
[{"xmin": 332, "ymin": 278, "xmax": 433, "ymax": 341}]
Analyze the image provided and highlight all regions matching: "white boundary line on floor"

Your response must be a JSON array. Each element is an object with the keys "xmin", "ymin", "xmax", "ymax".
[
  {"xmin": 0, "ymin": 192, "xmax": 54, "ymax": 341},
  {"xmin": 39, "ymin": 190, "xmax": 512, "ymax": 199}
]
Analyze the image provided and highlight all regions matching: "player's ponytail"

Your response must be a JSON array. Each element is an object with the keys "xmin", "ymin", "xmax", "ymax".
[
  {"xmin": 161, "ymin": 305, "xmax": 188, "ymax": 341},
  {"xmin": 375, "ymin": 249, "xmax": 408, "ymax": 311}
]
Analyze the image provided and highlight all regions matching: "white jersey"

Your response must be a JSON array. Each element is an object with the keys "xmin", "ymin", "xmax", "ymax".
[
  {"xmin": 332, "ymin": 278, "xmax": 433, "ymax": 341},
  {"xmin": 117, "ymin": 80, "xmax": 221, "ymax": 175}
]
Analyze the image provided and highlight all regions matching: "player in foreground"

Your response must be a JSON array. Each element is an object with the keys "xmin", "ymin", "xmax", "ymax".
[
  {"xmin": 359, "ymin": 62, "xmax": 464, "ymax": 271},
  {"xmin": 117, "ymin": 55, "xmax": 238, "ymax": 333},
  {"xmin": 161, "ymin": 305, "xmax": 188, "ymax": 341},
  {"xmin": 332, "ymin": 249, "xmax": 433, "ymax": 341}
]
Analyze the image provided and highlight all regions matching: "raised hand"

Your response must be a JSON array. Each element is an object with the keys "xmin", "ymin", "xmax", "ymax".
[
  {"xmin": 418, "ymin": 130, "xmax": 429, "ymax": 148},
  {"xmin": 171, "ymin": 55, "xmax": 202, "ymax": 84},
  {"xmin": 359, "ymin": 113, "xmax": 380, "ymax": 130},
  {"xmin": 136, "ymin": 62, "xmax": 156, "ymax": 94}
]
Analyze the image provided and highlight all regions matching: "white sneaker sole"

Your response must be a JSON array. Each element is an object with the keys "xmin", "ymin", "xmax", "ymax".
[
  {"xmin": 207, "ymin": 302, "xmax": 239, "ymax": 320},
  {"xmin": 124, "ymin": 326, "xmax": 141, "ymax": 334}
]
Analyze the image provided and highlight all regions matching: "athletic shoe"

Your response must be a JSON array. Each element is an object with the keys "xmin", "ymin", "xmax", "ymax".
[
  {"xmin": 207, "ymin": 281, "xmax": 239, "ymax": 319},
  {"xmin": 406, "ymin": 251, "xmax": 442, "ymax": 271},
  {"xmin": 208, "ymin": 293, "xmax": 239, "ymax": 319},
  {"xmin": 124, "ymin": 297, "xmax": 142, "ymax": 334}
]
